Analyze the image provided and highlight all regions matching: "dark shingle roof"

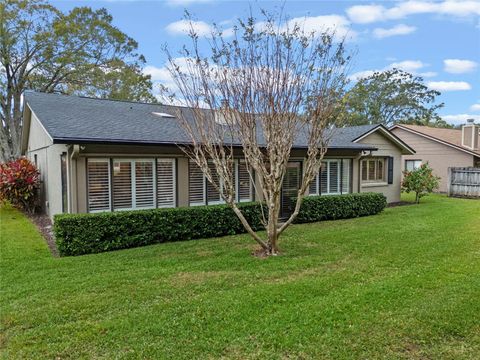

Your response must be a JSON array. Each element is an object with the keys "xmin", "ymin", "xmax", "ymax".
[{"xmin": 24, "ymin": 91, "xmax": 378, "ymax": 150}]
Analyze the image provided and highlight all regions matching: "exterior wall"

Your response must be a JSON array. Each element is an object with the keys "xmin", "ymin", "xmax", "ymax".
[
  {"xmin": 25, "ymin": 111, "xmax": 68, "ymax": 218},
  {"xmin": 357, "ymin": 131, "xmax": 403, "ymax": 203},
  {"xmin": 391, "ymin": 127, "xmax": 475, "ymax": 192},
  {"xmin": 68, "ymin": 134, "xmax": 404, "ymax": 215}
]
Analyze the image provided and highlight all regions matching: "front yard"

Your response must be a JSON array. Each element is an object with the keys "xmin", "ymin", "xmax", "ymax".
[{"xmin": 1, "ymin": 194, "xmax": 479, "ymax": 359}]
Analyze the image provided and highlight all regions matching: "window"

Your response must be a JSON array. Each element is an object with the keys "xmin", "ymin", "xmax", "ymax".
[
  {"xmin": 309, "ymin": 159, "xmax": 351, "ymax": 196},
  {"xmin": 189, "ymin": 159, "xmax": 253, "ymax": 206},
  {"xmin": 157, "ymin": 159, "xmax": 176, "ymax": 208},
  {"xmin": 87, "ymin": 159, "xmax": 111, "ymax": 212},
  {"xmin": 87, "ymin": 158, "xmax": 175, "ymax": 212},
  {"xmin": 405, "ymin": 160, "xmax": 422, "ymax": 172},
  {"xmin": 237, "ymin": 160, "xmax": 253, "ymax": 202},
  {"xmin": 362, "ymin": 158, "xmax": 385, "ymax": 182}
]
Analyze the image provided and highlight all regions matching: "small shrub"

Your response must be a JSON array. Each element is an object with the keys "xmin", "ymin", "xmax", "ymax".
[
  {"xmin": 0, "ymin": 157, "xmax": 40, "ymax": 213},
  {"xmin": 54, "ymin": 202, "xmax": 266, "ymax": 256},
  {"xmin": 295, "ymin": 192, "xmax": 387, "ymax": 223},
  {"xmin": 402, "ymin": 163, "xmax": 440, "ymax": 203}
]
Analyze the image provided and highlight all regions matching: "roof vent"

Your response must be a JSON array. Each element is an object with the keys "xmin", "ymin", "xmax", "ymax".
[{"xmin": 152, "ymin": 112, "xmax": 174, "ymax": 118}]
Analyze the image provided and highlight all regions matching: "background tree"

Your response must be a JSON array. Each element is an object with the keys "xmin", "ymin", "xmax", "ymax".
[
  {"xmin": 344, "ymin": 68, "xmax": 446, "ymax": 128},
  {"xmin": 0, "ymin": 0, "xmax": 155, "ymax": 162},
  {"xmin": 402, "ymin": 163, "xmax": 440, "ymax": 204},
  {"xmin": 163, "ymin": 13, "xmax": 350, "ymax": 256}
]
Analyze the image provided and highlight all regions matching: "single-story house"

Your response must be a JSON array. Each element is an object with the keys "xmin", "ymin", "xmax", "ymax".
[
  {"xmin": 391, "ymin": 123, "xmax": 480, "ymax": 193},
  {"xmin": 22, "ymin": 92, "xmax": 415, "ymax": 218}
]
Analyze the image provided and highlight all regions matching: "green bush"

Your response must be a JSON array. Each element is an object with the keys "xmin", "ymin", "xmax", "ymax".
[
  {"xmin": 295, "ymin": 192, "xmax": 387, "ymax": 223},
  {"xmin": 54, "ymin": 193, "xmax": 386, "ymax": 256},
  {"xmin": 54, "ymin": 202, "xmax": 265, "ymax": 256}
]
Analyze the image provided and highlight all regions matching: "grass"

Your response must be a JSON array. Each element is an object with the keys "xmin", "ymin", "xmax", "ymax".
[{"xmin": 1, "ymin": 194, "xmax": 479, "ymax": 359}]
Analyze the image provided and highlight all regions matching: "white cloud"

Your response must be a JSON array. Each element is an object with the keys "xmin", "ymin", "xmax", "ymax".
[
  {"xmin": 373, "ymin": 24, "xmax": 417, "ymax": 38},
  {"xmin": 470, "ymin": 103, "xmax": 480, "ymax": 112},
  {"xmin": 285, "ymin": 15, "xmax": 357, "ymax": 41},
  {"xmin": 346, "ymin": 1, "xmax": 480, "ymax": 24},
  {"xmin": 349, "ymin": 59, "xmax": 437, "ymax": 81},
  {"xmin": 166, "ymin": 19, "xmax": 214, "ymax": 36},
  {"xmin": 349, "ymin": 70, "xmax": 376, "ymax": 81},
  {"xmin": 346, "ymin": 5, "xmax": 385, "ymax": 24},
  {"xmin": 389, "ymin": 60, "xmax": 425, "ymax": 73},
  {"xmin": 441, "ymin": 113, "xmax": 480, "ymax": 125},
  {"xmin": 427, "ymin": 81, "xmax": 472, "ymax": 91},
  {"xmin": 443, "ymin": 59, "xmax": 478, "ymax": 74}
]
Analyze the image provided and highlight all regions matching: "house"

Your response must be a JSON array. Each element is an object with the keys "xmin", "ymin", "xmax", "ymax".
[
  {"xmin": 391, "ymin": 122, "xmax": 480, "ymax": 193},
  {"xmin": 21, "ymin": 92, "xmax": 415, "ymax": 218}
]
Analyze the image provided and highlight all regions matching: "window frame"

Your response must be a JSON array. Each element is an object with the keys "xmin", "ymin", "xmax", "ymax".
[
  {"xmin": 87, "ymin": 157, "xmax": 177, "ymax": 213},
  {"xmin": 405, "ymin": 159, "xmax": 422, "ymax": 172},
  {"xmin": 86, "ymin": 158, "xmax": 112, "ymax": 213},
  {"xmin": 361, "ymin": 157, "xmax": 386, "ymax": 183},
  {"xmin": 309, "ymin": 158, "xmax": 352, "ymax": 196}
]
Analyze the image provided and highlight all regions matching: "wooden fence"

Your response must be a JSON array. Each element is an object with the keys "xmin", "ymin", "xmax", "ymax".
[{"xmin": 447, "ymin": 167, "xmax": 480, "ymax": 198}]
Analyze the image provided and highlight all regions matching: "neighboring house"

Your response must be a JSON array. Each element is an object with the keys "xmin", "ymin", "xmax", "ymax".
[
  {"xmin": 391, "ymin": 123, "xmax": 480, "ymax": 193},
  {"xmin": 22, "ymin": 92, "xmax": 415, "ymax": 218}
]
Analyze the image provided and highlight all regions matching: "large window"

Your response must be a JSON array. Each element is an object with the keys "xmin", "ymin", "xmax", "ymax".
[
  {"xmin": 309, "ymin": 159, "xmax": 351, "ymax": 196},
  {"xmin": 361, "ymin": 158, "xmax": 385, "ymax": 182},
  {"xmin": 405, "ymin": 160, "xmax": 422, "ymax": 172},
  {"xmin": 87, "ymin": 158, "xmax": 175, "ymax": 212},
  {"xmin": 189, "ymin": 159, "xmax": 253, "ymax": 206}
]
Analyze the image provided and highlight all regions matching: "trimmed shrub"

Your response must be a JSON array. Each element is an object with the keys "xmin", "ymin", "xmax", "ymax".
[
  {"xmin": 54, "ymin": 202, "xmax": 266, "ymax": 256},
  {"xmin": 0, "ymin": 157, "xmax": 40, "ymax": 213},
  {"xmin": 295, "ymin": 192, "xmax": 387, "ymax": 224}
]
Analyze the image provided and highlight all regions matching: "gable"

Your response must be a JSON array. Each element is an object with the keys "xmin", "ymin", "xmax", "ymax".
[
  {"xmin": 354, "ymin": 126, "xmax": 415, "ymax": 155},
  {"xmin": 391, "ymin": 126, "xmax": 477, "ymax": 157},
  {"xmin": 22, "ymin": 105, "xmax": 53, "ymax": 154}
]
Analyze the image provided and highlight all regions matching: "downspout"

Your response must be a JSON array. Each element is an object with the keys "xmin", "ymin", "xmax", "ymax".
[{"xmin": 69, "ymin": 145, "xmax": 80, "ymax": 213}]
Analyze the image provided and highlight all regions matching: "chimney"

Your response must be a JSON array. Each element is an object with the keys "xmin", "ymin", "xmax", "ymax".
[{"xmin": 462, "ymin": 118, "xmax": 480, "ymax": 150}]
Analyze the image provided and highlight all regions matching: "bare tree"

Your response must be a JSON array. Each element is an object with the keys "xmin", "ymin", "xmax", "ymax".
[{"xmin": 163, "ymin": 12, "xmax": 351, "ymax": 256}]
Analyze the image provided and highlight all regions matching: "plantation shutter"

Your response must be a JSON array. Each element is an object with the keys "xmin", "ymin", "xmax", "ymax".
[
  {"xmin": 341, "ymin": 159, "xmax": 351, "ymax": 194},
  {"xmin": 387, "ymin": 157, "xmax": 394, "ymax": 184},
  {"xmin": 189, "ymin": 160, "xmax": 205, "ymax": 205},
  {"xmin": 207, "ymin": 161, "xmax": 222, "ymax": 204},
  {"xmin": 113, "ymin": 161, "xmax": 133, "ymax": 210},
  {"xmin": 309, "ymin": 172, "xmax": 319, "ymax": 195},
  {"xmin": 157, "ymin": 159, "xmax": 176, "ymax": 208},
  {"xmin": 87, "ymin": 159, "xmax": 111, "ymax": 212},
  {"xmin": 329, "ymin": 161, "xmax": 339, "ymax": 193},
  {"xmin": 237, "ymin": 160, "xmax": 252, "ymax": 202},
  {"xmin": 320, "ymin": 162, "xmax": 328, "ymax": 194},
  {"xmin": 135, "ymin": 160, "xmax": 155, "ymax": 209}
]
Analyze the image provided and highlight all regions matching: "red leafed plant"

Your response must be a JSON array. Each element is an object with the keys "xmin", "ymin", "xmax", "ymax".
[{"xmin": 0, "ymin": 157, "xmax": 40, "ymax": 213}]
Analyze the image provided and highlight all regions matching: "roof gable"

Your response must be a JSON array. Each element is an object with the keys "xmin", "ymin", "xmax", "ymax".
[{"xmin": 391, "ymin": 124, "xmax": 480, "ymax": 157}]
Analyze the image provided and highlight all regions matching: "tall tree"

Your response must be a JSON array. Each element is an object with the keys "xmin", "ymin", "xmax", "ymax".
[
  {"xmin": 344, "ymin": 68, "xmax": 446, "ymax": 127},
  {"xmin": 0, "ymin": 0, "xmax": 155, "ymax": 161},
  {"xmin": 163, "ymin": 13, "xmax": 351, "ymax": 256}
]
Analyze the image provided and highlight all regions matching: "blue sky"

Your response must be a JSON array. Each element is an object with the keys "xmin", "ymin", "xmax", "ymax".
[{"xmin": 52, "ymin": 0, "xmax": 480, "ymax": 125}]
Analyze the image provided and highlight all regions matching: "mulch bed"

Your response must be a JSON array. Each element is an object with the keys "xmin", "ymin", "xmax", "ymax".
[
  {"xmin": 27, "ymin": 212, "xmax": 59, "ymax": 257},
  {"xmin": 387, "ymin": 201, "xmax": 415, "ymax": 208}
]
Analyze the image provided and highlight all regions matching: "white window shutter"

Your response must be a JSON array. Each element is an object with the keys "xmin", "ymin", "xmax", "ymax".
[
  {"xmin": 189, "ymin": 160, "xmax": 205, "ymax": 205},
  {"xmin": 237, "ymin": 160, "xmax": 252, "ymax": 202},
  {"xmin": 341, "ymin": 159, "xmax": 351, "ymax": 194},
  {"xmin": 87, "ymin": 159, "xmax": 111, "ymax": 212},
  {"xmin": 113, "ymin": 160, "xmax": 133, "ymax": 209},
  {"xmin": 157, "ymin": 159, "xmax": 176, "ymax": 208},
  {"xmin": 135, "ymin": 160, "xmax": 155, "ymax": 209}
]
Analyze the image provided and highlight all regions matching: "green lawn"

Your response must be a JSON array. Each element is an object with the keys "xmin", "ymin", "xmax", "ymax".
[{"xmin": 1, "ymin": 195, "xmax": 479, "ymax": 359}]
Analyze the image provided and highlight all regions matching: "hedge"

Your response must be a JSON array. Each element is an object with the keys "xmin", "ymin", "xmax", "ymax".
[
  {"xmin": 54, "ymin": 192, "xmax": 386, "ymax": 256},
  {"xmin": 54, "ymin": 202, "xmax": 265, "ymax": 256},
  {"xmin": 294, "ymin": 192, "xmax": 387, "ymax": 223}
]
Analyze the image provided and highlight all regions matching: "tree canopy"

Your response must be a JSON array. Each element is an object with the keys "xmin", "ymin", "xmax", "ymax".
[
  {"xmin": 344, "ymin": 68, "xmax": 447, "ymax": 128},
  {"xmin": 1, "ymin": 0, "xmax": 155, "ymax": 161}
]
